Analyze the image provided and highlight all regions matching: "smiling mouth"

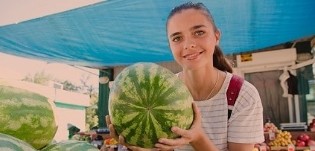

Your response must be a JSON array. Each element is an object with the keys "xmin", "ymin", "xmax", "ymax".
[{"xmin": 183, "ymin": 51, "xmax": 204, "ymax": 60}]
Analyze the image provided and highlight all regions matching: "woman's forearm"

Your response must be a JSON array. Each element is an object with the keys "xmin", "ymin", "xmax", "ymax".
[{"xmin": 190, "ymin": 133, "xmax": 219, "ymax": 151}]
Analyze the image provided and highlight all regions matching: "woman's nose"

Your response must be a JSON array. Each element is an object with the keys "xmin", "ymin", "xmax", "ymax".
[{"xmin": 184, "ymin": 39, "xmax": 196, "ymax": 50}]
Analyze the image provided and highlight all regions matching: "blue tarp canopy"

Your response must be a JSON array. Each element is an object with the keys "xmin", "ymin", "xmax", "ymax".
[{"xmin": 0, "ymin": 0, "xmax": 314, "ymax": 68}]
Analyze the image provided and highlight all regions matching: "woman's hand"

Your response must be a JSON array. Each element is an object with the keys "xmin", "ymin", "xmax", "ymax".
[
  {"xmin": 105, "ymin": 115, "xmax": 119, "ymax": 141},
  {"xmin": 154, "ymin": 102, "xmax": 205, "ymax": 150},
  {"xmin": 105, "ymin": 115, "xmax": 160, "ymax": 151},
  {"xmin": 118, "ymin": 135, "xmax": 161, "ymax": 151}
]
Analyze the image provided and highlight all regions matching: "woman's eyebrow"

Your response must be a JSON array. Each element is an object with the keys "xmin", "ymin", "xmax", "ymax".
[
  {"xmin": 169, "ymin": 25, "xmax": 206, "ymax": 38},
  {"xmin": 169, "ymin": 32, "xmax": 181, "ymax": 38},
  {"xmin": 190, "ymin": 25, "xmax": 205, "ymax": 30}
]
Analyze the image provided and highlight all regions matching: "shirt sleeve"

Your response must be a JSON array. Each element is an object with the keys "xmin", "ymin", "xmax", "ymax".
[{"xmin": 227, "ymin": 81, "xmax": 265, "ymax": 144}]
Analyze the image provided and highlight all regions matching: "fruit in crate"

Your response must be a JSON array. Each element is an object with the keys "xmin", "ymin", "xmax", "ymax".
[
  {"xmin": 296, "ymin": 139, "xmax": 306, "ymax": 147},
  {"xmin": 295, "ymin": 133, "xmax": 311, "ymax": 147},
  {"xmin": 264, "ymin": 122, "xmax": 279, "ymax": 133},
  {"xmin": 109, "ymin": 62, "xmax": 194, "ymax": 148},
  {"xmin": 268, "ymin": 131, "xmax": 293, "ymax": 147},
  {"xmin": 298, "ymin": 133, "xmax": 310, "ymax": 143},
  {"xmin": 0, "ymin": 85, "xmax": 57, "ymax": 150},
  {"xmin": 104, "ymin": 138, "xmax": 118, "ymax": 146}
]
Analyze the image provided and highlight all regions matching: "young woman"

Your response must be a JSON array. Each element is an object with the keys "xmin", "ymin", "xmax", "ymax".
[{"xmin": 107, "ymin": 2, "xmax": 264, "ymax": 151}]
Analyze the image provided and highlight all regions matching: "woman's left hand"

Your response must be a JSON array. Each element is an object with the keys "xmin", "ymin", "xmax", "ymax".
[{"xmin": 154, "ymin": 102, "xmax": 205, "ymax": 150}]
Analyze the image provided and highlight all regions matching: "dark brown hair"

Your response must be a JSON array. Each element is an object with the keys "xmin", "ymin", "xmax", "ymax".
[{"xmin": 167, "ymin": 2, "xmax": 233, "ymax": 73}]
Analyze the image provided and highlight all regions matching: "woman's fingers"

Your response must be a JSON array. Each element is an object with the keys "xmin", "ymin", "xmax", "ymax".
[
  {"xmin": 158, "ymin": 137, "xmax": 188, "ymax": 146},
  {"xmin": 169, "ymin": 103, "xmax": 199, "ymax": 137},
  {"xmin": 106, "ymin": 115, "xmax": 119, "ymax": 140},
  {"xmin": 192, "ymin": 102, "xmax": 201, "ymax": 124},
  {"xmin": 105, "ymin": 104, "xmax": 202, "ymax": 151},
  {"xmin": 108, "ymin": 124, "xmax": 118, "ymax": 140},
  {"xmin": 171, "ymin": 127, "xmax": 190, "ymax": 138},
  {"xmin": 158, "ymin": 128, "xmax": 191, "ymax": 148},
  {"xmin": 154, "ymin": 143, "xmax": 176, "ymax": 151},
  {"xmin": 189, "ymin": 102, "xmax": 202, "ymax": 132},
  {"xmin": 105, "ymin": 115, "xmax": 111, "ymax": 127},
  {"xmin": 156, "ymin": 102, "xmax": 202, "ymax": 150}
]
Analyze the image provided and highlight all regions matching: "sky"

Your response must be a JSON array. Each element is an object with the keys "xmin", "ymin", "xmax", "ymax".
[
  {"xmin": 0, "ymin": 52, "xmax": 99, "ymax": 88},
  {"xmin": 0, "ymin": 0, "xmax": 101, "ymax": 26}
]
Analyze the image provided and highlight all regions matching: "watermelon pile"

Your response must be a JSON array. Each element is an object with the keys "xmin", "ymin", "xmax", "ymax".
[
  {"xmin": 41, "ymin": 140, "xmax": 99, "ymax": 151},
  {"xmin": 109, "ymin": 62, "xmax": 193, "ymax": 148},
  {"xmin": 0, "ymin": 133, "xmax": 37, "ymax": 151},
  {"xmin": 0, "ymin": 85, "xmax": 58, "ymax": 149}
]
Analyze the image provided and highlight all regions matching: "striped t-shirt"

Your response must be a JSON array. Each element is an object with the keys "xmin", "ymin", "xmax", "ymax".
[{"xmin": 176, "ymin": 72, "xmax": 264, "ymax": 151}]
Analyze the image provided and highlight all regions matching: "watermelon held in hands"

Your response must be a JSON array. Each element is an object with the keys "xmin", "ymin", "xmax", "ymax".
[
  {"xmin": 109, "ymin": 62, "xmax": 193, "ymax": 148},
  {"xmin": 0, "ymin": 85, "xmax": 58, "ymax": 150},
  {"xmin": 0, "ymin": 133, "xmax": 37, "ymax": 151}
]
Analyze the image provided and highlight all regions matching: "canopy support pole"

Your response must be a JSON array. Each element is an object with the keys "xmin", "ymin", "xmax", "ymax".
[{"xmin": 97, "ymin": 68, "xmax": 113, "ymax": 128}]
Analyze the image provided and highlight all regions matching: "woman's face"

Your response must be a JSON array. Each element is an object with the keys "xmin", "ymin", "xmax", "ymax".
[{"xmin": 167, "ymin": 9, "xmax": 220, "ymax": 70}]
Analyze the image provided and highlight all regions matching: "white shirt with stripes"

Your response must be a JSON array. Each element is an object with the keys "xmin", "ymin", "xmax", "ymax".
[{"xmin": 176, "ymin": 72, "xmax": 264, "ymax": 151}]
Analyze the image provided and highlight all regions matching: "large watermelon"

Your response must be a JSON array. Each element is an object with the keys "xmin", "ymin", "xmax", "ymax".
[
  {"xmin": 0, "ymin": 85, "xmax": 58, "ymax": 150},
  {"xmin": 109, "ymin": 62, "xmax": 193, "ymax": 148},
  {"xmin": 41, "ymin": 140, "xmax": 99, "ymax": 151},
  {"xmin": 0, "ymin": 133, "xmax": 36, "ymax": 151}
]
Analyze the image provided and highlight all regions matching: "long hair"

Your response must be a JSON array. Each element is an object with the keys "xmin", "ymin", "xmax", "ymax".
[{"xmin": 167, "ymin": 2, "xmax": 233, "ymax": 73}]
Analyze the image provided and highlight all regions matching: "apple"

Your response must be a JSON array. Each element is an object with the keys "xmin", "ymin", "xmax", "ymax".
[
  {"xmin": 296, "ymin": 139, "xmax": 306, "ymax": 147},
  {"xmin": 298, "ymin": 133, "xmax": 310, "ymax": 142}
]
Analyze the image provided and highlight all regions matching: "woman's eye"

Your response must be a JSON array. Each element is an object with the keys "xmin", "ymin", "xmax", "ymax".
[
  {"xmin": 172, "ymin": 36, "xmax": 182, "ymax": 42},
  {"xmin": 194, "ymin": 30, "xmax": 205, "ymax": 36}
]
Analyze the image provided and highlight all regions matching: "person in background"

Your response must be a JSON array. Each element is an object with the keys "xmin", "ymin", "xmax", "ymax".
[
  {"xmin": 67, "ymin": 123, "xmax": 80, "ymax": 140},
  {"xmin": 107, "ymin": 2, "xmax": 264, "ymax": 151}
]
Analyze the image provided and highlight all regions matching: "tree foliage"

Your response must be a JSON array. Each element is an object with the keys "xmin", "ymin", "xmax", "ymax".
[
  {"xmin": 80, "ymin": 74, "xmax": 99, "ymax": 130},
  {"xmin": 61, "ymin": 80, "xmax": 80, "ymax": 92},
  {"xmin": 22, "ymin": 71, "xmax": 52, "ymax": 85},
  {"xmin": 86, "ymin": 93, "xmax": 99, "ymax": 130}
]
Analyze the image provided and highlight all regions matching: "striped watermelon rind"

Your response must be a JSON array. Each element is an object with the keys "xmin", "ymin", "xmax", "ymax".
[
  {"xmin": 109, "ymin": 62, "xmax": 193, "ymax": 148},
  {"xmin": 41, "ymin": 140, "xmax": 99, "ymax": 151},
  {"xmin": 0, "ymin": 133, "xmax": 36, "ymax": 151},
  {"xmin": 0, "ymin": 85, "xmax": 58, "ymax": 149}
]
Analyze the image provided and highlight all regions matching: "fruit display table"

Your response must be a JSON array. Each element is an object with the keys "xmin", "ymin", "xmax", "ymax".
[
  {"xmin": 265, "ymin": 131, "xmax": 315, "ymax": 143},
  {"xmin": 270, "ymin": 146, "xmax": 309, "ymax": 151},
  {"xmin": 288, "ymin": 131, "xmax": 315, "ymax": 140},
  {"xmin": 265, "ymin": 131, "xmax": 315, "ymax": 150}
]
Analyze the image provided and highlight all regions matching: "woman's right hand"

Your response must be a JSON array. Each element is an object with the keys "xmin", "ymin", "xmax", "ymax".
[{"xmin": 105, "ymin": 115, "xmax": 119, "ymax": 141}]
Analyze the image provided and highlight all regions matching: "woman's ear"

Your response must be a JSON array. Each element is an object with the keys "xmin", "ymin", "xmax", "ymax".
[
  {"xmin": 215, "ymin": 29, "xmax": 221, "ymax": 45},
  {"xmin": 216, "ymin": 40, "xmax": 220, "ymax": 45}
]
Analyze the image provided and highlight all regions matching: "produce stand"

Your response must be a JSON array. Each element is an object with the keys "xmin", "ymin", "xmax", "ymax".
[
  {"xmin": 265, "ymin": 131, "xmax": 315, "ymax": 143},
  {"xmin": 264, "ymin": 131, "xmax": 315, "ymax": 151},
  {"xmin": 270, "ymin": 146, "xmax": 309, "ymax": 151}
]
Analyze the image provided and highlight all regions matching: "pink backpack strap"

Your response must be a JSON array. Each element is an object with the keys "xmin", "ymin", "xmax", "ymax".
[{"xmin": 227, "ymin": 74, "xmax": 244, "ymax": 119}]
